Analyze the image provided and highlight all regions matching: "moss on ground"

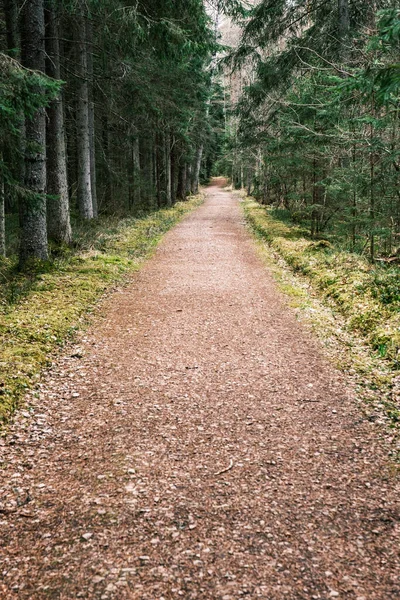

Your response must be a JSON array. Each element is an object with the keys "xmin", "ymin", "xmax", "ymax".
[
  {"xmin": 0, "ymin": 197, "xmax": 203, "ymax": 423},
  {"xmin": 242, "ymin": 197, "xmax": 400, "ymax": 436},
  {"xmin": 244, "ymin": 199, "xmax": 400, "ymax": 363}
]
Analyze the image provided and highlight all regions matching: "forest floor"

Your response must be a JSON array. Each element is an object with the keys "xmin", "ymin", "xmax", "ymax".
[{"xmin": 0, "ymin": 181, "xmax": 399, "ymax": 599}]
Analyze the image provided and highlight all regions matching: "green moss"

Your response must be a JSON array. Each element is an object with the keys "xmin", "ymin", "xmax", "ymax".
[
  {"xmin": 243, "ymin": 196, "xmax": 400, "ymax": 433},
  {"xmin": 0, "ymin": 196, "xmax": 203, "ymax": 423},
  {"xmin": 244, "ymin": 198, "xmax": 400, "ymax": 364}
]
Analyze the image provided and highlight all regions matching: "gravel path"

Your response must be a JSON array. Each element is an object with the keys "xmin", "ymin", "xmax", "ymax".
[{"xmin": 0, "ymin": 184, "xmax": 399, "ymax": 599}]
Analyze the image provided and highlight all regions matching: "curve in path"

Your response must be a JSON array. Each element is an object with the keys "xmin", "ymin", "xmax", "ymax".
[{"xmin": 0, "ymin": 186, "xmax": 399, "ymax": 599}]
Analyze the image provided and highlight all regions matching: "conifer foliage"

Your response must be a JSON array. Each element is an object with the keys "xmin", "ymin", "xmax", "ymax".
[
  {"xmin": 226, "ymin": 2, "xmax": 400, "ymax": 260},
  {"xmin": 0, "ymin": 0, "xmax": 217, "ymax": 264}
]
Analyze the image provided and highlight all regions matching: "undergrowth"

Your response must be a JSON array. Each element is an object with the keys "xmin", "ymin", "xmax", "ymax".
[
  {"xmin": 0, "ymin": 196, "xmax": 203, "ymax": 423},
  {"xmin": 243, "ymin": 197, "xmax": 400, "ymax": 434}
]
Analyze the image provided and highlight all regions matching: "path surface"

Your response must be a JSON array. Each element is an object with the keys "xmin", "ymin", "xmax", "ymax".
[{"xmin": 0, "ymin": 185, "xmax": 399, "ymax": 600}]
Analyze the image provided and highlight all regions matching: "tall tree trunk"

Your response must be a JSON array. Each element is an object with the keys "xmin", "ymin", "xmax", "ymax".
[
  {"xmin": 86, "ymin": 16, "xmax": 97, "ymax": 217},
  {"xmin": 101, "ymin": 112, "xmax": 112, "ymax": 210},
  {"xmin": 20, "ymin": 0, "xmax": 48, "ymax": 264},
  {"xmin": 156, "ymin": 131, "xmax": 169, "ymax": 207},
  {"xmin": 0, "ymin": 150, "xmax": 5, "ymax": 257},
  {"xmin": 186, "ymin": 164, "xmax": 192, "ymax": 197},
  {"xmin": 45, "ymin": 1, "xmax": 72, "ymax": 245},
  {"xmin": 170, "ymin": 139, "xmax": 178, "ymax": 204},
  {"xmin": 165, "ymin": 133, "xmax": 172, "ymax": 207},
  {"xmin": 76, "ymin": 4, "xmax": 93, "ymax": 219},
  {"xmin": 4, "ymin": 0, "xmax": 19, "ymax": 55},
  {"xmin": 4, "ymin": 0, "xmax": 24, "ymax": 214},
  {"xmin": 192, "ymin": 145, "xmax": 203, "ymax": 194},
  {"xmin": 155, "ymin": 133, "xmax": 161, "ymax": 207},
  {"xmin": 177, "ymin": 163, "xmax": 187, "ymax": 201},
  {"xmin": 133, "ymin": 133, "xmax": 141, "ymax": 207},
  {"xmin": 351, "ymin": 142, "xmax": 357, "ymax": 250},
  {"xmin": 370, "ymin": 122, "xmax": 375, "ymax": 261},
  {"xmin": 246, "ymin": 167, "xmax": 252, "ymax": 196},
  {"xmin": 338, "ymin": 0, "xmax": 350, "ymax": 61},
  {"xmin": 140, "ymin": 133, "xmax": 154, "ymax": 208}
]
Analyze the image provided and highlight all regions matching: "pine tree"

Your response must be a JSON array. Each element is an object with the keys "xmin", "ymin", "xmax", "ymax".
[
  {"xmin": 75, "ymin": 0, "xmax": 93, "ymax": 220},
  {"xmin": 45, "ymin": 0, "xmax": 72, "ymax": 244},
  {"xmin": 19, "ymin": 0, "xmax": 49, "ymax": 264}
]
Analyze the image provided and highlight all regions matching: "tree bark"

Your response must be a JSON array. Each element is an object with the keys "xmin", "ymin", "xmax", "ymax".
[
  {"xmin": 75, "ymin": 3, "xmax": 93, "ymax": 219},
  {"xmin": 246, "ymin": 168, "xmax": 252, "ymax": 196},
  {"xmin": 177, "ymin": 163, "xmax": 187, "ymax": 201},
  {"xmin": 155, "ymin": 132, "xmax": 161, "ymax": 207},
  {"xmin": 156, "ymin": 131, "xmax": 170, "ymax": 207},
  {"xmin": 4, "ymin": 0, "xmax": 24, "ymax": 214},
  {"xmin": 165, "ymin": 133, "xmax": 172, "ymax": 207},
  {"xmin": 4, "ymin": 0, "xmax": 19, "ymax": 55},
  {"xmin": 0, "ymin": 150, "xmax": 5, "ymax": 257},
  {"xmin": 20, "ymin": 0, "xmax": 48, "ymax": 264},
  {"xmin": 170, "ymin": 139, "xmax": 178, "ymax": 204},
  {"xmin": 186, "ymin": 164, "xmax": 192, "ymax": 197},
  {"xmin": 131, "ymin": 130, "xmax": 141, "ymax": 208},
  {"xmin": 45, "ymin": 2, "xmax": 72, "ymax": 245},
  {"xmin": 192, "ymin": 145, "xmax": 203, "ymax": 194},
  {"xmin": 140, "ymin": 133, "xmax": 155, "ymax": 208},
  {"xmin": 338, "ymin": 0, "xmax": 350, "ymax": 61},
  {"xmin": 86, "ymin": 17, "xmax": 97, "ymax": 217}
]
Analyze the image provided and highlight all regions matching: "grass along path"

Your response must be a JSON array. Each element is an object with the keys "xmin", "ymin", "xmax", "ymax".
[
  {"xmin": 242, "ymin": 196, "xmax": 400, "ymax": 441},
  {"xmin": 0, "ymin": 196, "xmax": 203, "ymax": 423}
]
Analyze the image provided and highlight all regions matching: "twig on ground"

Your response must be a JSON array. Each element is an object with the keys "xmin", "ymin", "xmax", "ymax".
[{"xmin": 214, "ymin": 459, "xmax": 234, "ymax": 476}]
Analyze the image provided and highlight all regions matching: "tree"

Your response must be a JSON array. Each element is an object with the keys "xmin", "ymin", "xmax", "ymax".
[
  {"xmin": 0, "ymin": 0, "xmax": 221, "ymax": 259},
  {"xmin": 75, "ymin": 0, "xmax": 93, "ymax": 220},
  {"xmin": 225, "ymin": 2, "xmax": 400, "ymax": 259},
  {"xmin": 45, "ymin": 0, "xmax": 72, "ymax": 244},
  {"xmin": 19, "ymin": 0, "xmax": 49, "ymax": 264}
]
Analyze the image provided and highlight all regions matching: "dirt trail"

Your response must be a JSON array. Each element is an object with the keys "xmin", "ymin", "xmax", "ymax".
[{"xmin": 0, "ymin": 186, "xmax": 399, "ymax": 599}]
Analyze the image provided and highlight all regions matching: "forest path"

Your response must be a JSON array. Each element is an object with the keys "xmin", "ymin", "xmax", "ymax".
[{"xmin": 0, "ymin": 185, "xmax": 399, "ymax": 599}]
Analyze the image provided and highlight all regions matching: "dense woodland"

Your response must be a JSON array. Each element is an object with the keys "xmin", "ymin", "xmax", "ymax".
[
  {"xmin": 0, "ymin": 0, "xmax": 399, "ymax": 267},
  {"xmin": 223, "ymin": 1, "xmax": 400, "ymax": 261},
  {"xmin": 0, "ymin": 0, "xmax": 230, "ymax": 265}
]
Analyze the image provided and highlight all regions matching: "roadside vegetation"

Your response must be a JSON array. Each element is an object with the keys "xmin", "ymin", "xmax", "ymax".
[
  {"xmin": 0, "ymin": 196, "xmax": 202, "ymax": 423},
  {"xmin": 243, "ymin": 197, "xmax": 400, "ymax": 433}
]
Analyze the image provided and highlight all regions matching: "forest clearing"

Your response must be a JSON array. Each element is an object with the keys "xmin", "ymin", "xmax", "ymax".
[{"xmin": 1, "ymin": 0, "xmax": 400, "ymax": 598}]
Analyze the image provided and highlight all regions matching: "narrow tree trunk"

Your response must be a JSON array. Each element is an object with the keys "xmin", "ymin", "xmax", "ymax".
[
  {"xmin": 76, "ymin": 4, "xmax": 93, "ymax": 219},
  {"xmin": 186, "ymin": 164, "xmax": 192, "ymax": 196},
  {"xmin": 170, "ymin": 140, "xmax": 178, "ymax": 204},
  {"xmin": 154, "ymin": 134, "xmax": 164, "ymax": 208},
  {"xmin": 177, "ymin": 163, "xmax": 187, "ymax": 201},
  {"xmin": 338, "ymin": 0, "xmax": 350, "ymax": 61},
  {"xmin": 0, "ymin": 150, "xmax": 5, "ymax": 257},
  {"xmin": 140, "ymin": 133, "xmax": 154, "ymax": 208},
  {"xmin": 4, "ymin": 0, "xmax": 19, "ymax": 55},
  {"xmin": 132, "ymin": 131, "xmax": 141, "ymax": 207},
  {"xmin": 88, "ymin": 96, "xmax": 97, "ymax": 216},
  {"xmin": 153, "ymin": 139, "xmax": 157, "ymax": 202},
  {"xmin": 246, "ymin": 168, "xmax": 252, "ymax": 196},
  {"xmin": 155, "ymin": 131, "xmax": 170, "ymax": 207},
  {"xmin": 165, "ymin": 133, "xmax": 172, "ymax": 207},
  {"xmin": 5, "ymin": 0, "xmax": 24, "ymax": 214},
  {"xmin": 192, "ymin": 145, "xmax": 203, "ymax": 194},
  {"xmin": 101, "ymin": 112, "xmax": 112, "ymax": 210},
  {"xmin": 45, "ymin": 2, "xmax": 72, "ymax": 245},
  {"xmin": 20, "ymin": 0, "xmax": 48, "ymax": 264},
  {"xmin": 351, "ymin": 142, "xmax": 357, "ymax": 250},
  {"xmin": 86, "ymin": 17, "xmax": 97, "ymax": 217},
  {"xmin": 370, "ymin": 122, "xmax": 375, "ymax": 261}
]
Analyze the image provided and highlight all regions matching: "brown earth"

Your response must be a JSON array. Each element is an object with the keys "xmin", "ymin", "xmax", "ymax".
[{"xmin": 0, "ymin": 185, "xmax": 399, "ymax": 599}]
